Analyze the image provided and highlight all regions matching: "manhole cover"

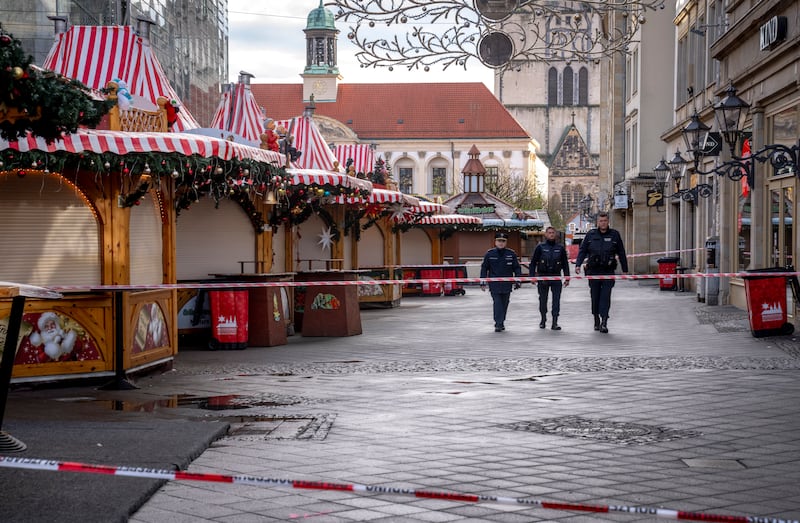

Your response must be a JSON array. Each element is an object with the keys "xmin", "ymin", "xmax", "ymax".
[
  {"xmin": 502, "ymin": 416, "xmax": 702, "ymax": 445},
  {"xmin": 221, "ymin": 413, "xmax": 335, "ymax": 441}
]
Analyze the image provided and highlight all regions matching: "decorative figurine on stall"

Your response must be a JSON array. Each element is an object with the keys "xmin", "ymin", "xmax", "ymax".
[
  {"xmin": 112, "ymin": 78, "xmax": 133, "ymax": 110},
  {"xmin": 165, "ymin": 99, "xmax": 181, "ymax": 128},
  {"xmin": 260, "ymin": 119, "xmax": 280, "ymax": 152}
]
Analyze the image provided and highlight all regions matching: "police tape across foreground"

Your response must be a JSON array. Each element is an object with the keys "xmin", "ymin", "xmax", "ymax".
[{"xmin": 0, "ymin": 456, "xmax": 796, "ymax": 523}]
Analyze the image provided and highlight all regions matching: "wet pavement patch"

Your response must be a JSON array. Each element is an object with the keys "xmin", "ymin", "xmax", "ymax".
[
  {"xmin": 219, "ymin": 413, "xmax": 335, "ymax": 441},
  {"xmin": 501, "ymin": 415, "xmax": 702, "ymax": 445}
]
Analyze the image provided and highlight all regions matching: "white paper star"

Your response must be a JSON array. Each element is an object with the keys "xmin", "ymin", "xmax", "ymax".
[
  {"xmin": 318, "ymin": 226, "xmax": 334, "ymax": 251},
  {"xmin": 388, "ymin": 202, "xmax": 408, "ymax": 221}
]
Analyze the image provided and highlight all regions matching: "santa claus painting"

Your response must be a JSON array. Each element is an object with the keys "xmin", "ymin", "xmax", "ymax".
[{"xmin": 10, "ymin": 311, "xmax": 102, "ymax": 365}]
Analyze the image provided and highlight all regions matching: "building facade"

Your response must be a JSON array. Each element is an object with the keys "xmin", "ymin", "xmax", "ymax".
[
  {"xmin": 0, "ymin": 0, "xmax": 228, "ymax": 126},
  {"xmin": 659, "ymin": 0, "xmax": 798, "ymax": 323}
]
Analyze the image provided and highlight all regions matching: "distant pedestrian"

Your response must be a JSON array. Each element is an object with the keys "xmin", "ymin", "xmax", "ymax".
[
  {"xmin": 530, "ymin": 227, "xmax": 570, "ymax": 330},
  {"xmin": 574, "ymin": 212, "xmax": 628, "ymax": 333},
  {"xmin": 480, "ymin": 232, "xmax": 522, "ymax": 332}
]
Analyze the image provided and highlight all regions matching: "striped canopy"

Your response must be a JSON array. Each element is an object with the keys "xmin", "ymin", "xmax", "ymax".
[
  {"xmin": 43, "ymin": 25, "xmax": 200, "ymax": 132},
  {"xmin": 334, "ymin": 188, "xmax": 419, "ymax": 206},
  {"xmin": 285, "ymin": 168, "xmax": 372, "ymax": 193},
  {"xmin": 274, "ymin": 117, "xmax": 340, "ymax": 172},
  {"xmin": 209, "ymin": 82, "xmax": 265, "ymax": 143},
  {"xmin": 333, "ymin": 144, "xmax": 375, "ymax": 174},
  {"xmin": 0, "ymin": 129, "xmax": 283, "ymax": 164}
]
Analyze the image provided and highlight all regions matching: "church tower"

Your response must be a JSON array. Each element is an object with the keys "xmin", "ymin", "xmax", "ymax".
[{"xmin": 302, "ymin": 0, "xmax": 341, "ymax": 103}]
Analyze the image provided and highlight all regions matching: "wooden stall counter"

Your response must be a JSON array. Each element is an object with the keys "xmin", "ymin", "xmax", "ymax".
[
  {"xmin": 294, "ymin": 270, "xmax": 364, "ymax": 337},
  {"xmin": 210, "ymin": 273, "xmax": 294, "ymax": 347}
]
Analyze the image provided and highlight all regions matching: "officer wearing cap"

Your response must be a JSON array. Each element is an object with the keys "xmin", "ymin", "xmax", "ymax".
[{"xmin": 480, "ymin": 231, "xmax": 522, "ymax": 332}]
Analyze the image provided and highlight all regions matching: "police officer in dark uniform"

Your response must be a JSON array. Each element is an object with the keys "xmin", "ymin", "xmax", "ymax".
[
  {"xmin": 480, "ymin": 232, "xmax": 522, "ymax": 332},
  {"xmin": 575, "ymin": 212, "xmax": 628, "ymax": 333},
  {"xmin": 530, "ymin": 226, "xmax": 570, "ymax": 330}
]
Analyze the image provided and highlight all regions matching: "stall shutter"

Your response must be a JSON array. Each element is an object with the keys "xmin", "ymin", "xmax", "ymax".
[
  {"xmin": 130, "ymin": 194, "xmax": 164, "ymax": 285},
  {"xmin": 0, "ymin": 174, "xmax": 101, "ymax": 287},
  {"xmin": 176, "ymin": 197, "xmax": 255, "ymax": 280}
]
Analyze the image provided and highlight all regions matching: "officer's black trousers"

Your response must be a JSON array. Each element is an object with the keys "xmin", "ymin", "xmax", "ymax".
[
  {"xmin": 491, "ymin": 292, "xmax": 511, "ymax": 328},
  {"xmin": 537, "ymin": 280, "xmax": 563, "ymax": 318},
  {"xmin": 588, "ymin": 278, "xmax": 615, "ymax": 319}
]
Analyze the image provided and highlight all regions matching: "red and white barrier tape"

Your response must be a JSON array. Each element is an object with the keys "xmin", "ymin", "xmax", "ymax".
[
  {"xmin": 44, "ymin": 271, "xmax": 800, "ymax": 292},
  {"xmin": 0, "ymin": 456, "xmax": 795, "ymax": 522}
]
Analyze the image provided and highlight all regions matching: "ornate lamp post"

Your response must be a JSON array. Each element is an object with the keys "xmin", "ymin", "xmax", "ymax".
[
  {"xmin": 579, "ymin": 194, "xmax": 597, "ymax": 228},
  {"xmin": 682, "ymin": 83, "xmax": 800, "ymax": 187}
]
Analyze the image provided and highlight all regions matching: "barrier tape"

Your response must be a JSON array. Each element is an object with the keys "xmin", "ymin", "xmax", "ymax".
[
  {"xmin": 0, "ymin": 456, "xmax": 795, "ymax": 522},
  {"xmin": 44, "ymin": 271, "xmax": 800, "ymax": 292}
]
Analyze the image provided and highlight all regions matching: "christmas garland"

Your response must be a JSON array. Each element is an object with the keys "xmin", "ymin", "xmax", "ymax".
[{"xmin": 0, "ymin": 29, "xmax": 114, "ymax": 142}]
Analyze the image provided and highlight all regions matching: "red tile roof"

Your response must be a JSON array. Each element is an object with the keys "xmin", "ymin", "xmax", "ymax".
[{"xmin": 250, "ymin": 83, "xmax": 529, "ymax": 141}]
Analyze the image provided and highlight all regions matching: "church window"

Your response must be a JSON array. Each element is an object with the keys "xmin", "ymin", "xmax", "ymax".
[
  {"xmin": 547, "ymin": 67, "xmax": 558, "ymax": 106},
  {"xmin": 578, "ymin": 67, "xmax": 588, "ymax": 105},
  {"xmin": 563, "ymin": 66, "xmax": 574, "ymax": 105}
]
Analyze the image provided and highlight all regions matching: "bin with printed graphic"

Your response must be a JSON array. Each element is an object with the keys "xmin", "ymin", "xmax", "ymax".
[
  {"xmin": 208, "ymin": 290, "xmax": 249, "ymax": 349},
  {"xmin": 656, "ymin": 257, "xmax": 680, "ymax": 291},
  {"xmin": 742, "ymin": 268, "xmax": 794, "ymax": 338}
]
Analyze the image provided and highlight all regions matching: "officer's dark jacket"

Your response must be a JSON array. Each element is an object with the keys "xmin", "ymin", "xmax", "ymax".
[
  {"xmin": 575, "ymin": 228, "xmax": 629, "ymax": 275},
  {"xmin": 480, "ymin": 247, "xmax": 522, "ymax": 293},
  {"xmin": 530, "ymin": 240, "xmax": 570, "ymax": 277}
]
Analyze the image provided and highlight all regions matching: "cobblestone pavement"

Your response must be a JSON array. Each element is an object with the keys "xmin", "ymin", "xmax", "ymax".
[{"xmin": 113, "ymin": 281, "xmax": 800, "ymax": 522}]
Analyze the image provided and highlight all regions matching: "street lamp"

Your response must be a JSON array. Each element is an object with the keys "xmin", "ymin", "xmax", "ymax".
[
  {"xmin": 579, "ymin": 194, "xmax": 597, "ymax": 222},
  {"xmin": 681, "ymin": 82, "xmax": 800, "ymax": 187},
  {"xmin": 653, "ymin": 150, "xmax": 712, "ymax": 202}
]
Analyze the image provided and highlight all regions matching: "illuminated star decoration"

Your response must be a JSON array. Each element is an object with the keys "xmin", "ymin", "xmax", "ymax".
[
  {"xmin": 318, "ymin": 226, "xmax": 334, "ymax": 251},
  {"xmin": 387, "ymin": 202, "xmax": 409, "ymax": 222}
]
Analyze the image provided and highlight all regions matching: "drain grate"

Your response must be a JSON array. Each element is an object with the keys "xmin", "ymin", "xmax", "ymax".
[
  {"xmin": 501, "ymin": 416, "xmax": 702, "ymax": 445},
  {"xmin": 221, "ymin": 413, "xmax": 335, "ymax": 441}
]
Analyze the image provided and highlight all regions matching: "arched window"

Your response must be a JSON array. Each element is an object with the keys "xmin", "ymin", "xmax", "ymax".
[
  {"xmin": 561, "ymin": 185, "xmax": 574, "ymax": 214},
  {"xmin": 578, "ymin": 67, "xmax": 588, "ymax": 105},
  {"xmin": 547, "ymin": 67, "xmax": 558, "ymax": 106},
  {"xmin": 563, "ymin": 66, "xmax": 574, "ymax": 106}
]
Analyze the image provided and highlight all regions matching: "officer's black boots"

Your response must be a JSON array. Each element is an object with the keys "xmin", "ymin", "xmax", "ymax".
[
  {"xmin": 593, "ymin": 315, "xmax": 601, "ymax": 331},
  {"xmin": 539, "ymin": 315, "xmax": 546, "ymax": 329},
  {"xmin": 599, "ymin": 317, "xmax": 609, "ymax": 333},
  {"xmin": 551, "ymin": 316, "xmax": 561, "ymax": 331}
]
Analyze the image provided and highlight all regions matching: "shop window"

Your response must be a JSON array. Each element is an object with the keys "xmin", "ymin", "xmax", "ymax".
[{"xmin": 485, "ymin": 166, "xmax": 499, "ymax": 193}]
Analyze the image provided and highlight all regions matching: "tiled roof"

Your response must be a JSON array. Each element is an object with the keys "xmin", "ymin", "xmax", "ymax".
[{"xmin": 249, "ymin": 83, "xmax": 529, "ymax": 141}]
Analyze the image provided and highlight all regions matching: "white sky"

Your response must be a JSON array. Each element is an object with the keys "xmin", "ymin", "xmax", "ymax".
[{"xmin": 227, "ymin": 1, "xmax": 495, "ymax": 88}]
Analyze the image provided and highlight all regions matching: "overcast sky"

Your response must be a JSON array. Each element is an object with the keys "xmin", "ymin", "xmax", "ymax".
[{"xmin": 227, "ymin": 1, "xmax": 494, "ymax": 88}]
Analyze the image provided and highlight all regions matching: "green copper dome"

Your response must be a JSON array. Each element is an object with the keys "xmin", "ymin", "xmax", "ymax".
[{"xmin": 306, "ymin": 0, "xmax": 337, "ymax": 31}]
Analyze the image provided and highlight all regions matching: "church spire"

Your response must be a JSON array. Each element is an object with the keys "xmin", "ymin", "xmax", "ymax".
[{"xmin": 302, "ymin": 0, "xmax": 341, "ymax": 103}]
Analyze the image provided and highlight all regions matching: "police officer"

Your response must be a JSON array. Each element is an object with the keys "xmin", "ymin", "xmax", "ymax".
[
  {"xmin": 530, "ymin": 226, "xmax": 570, "ymax": 330},
  {"xmin": 480, "ymin": 232, "xmax": 522, "ymax": 332},
  {"xmin": 575, "ymin": 212, "xmax": 628, "ymax": 333}
]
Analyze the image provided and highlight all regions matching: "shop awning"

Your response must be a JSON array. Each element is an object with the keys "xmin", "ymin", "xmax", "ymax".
[
  {"xmin": 43, "ymin": 25, "xmax": 199, "ymax": 132},
  {"xmin": 407, "ymin": 201, "xmax": 453, "ymax": 215},
  {"xmin": 334, "ymin": 144, "xmax": 375, "ymax": 174},
  {"xmin": 417, "ymin": 214, "xmax": 482, "ymax": 225},
  {"xmin": 334, "ymin": 188, "xmax": 419, "ymax": 206},
  {"xmin": 0, "ymin": 128, "xmax": 285, "ymax": 164},
  {"xmin": 285, "ymin": 168, "xmax": 373, "ymax": 193}
]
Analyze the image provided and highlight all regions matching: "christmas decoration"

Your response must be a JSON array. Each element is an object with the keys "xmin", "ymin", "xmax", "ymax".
[
  {"xmin": 317, "ymin": 226, "xmax": 335, "ymax": 251},
  {"xmin": 370, "ymin": 156, "xmax": 391, "ymax": 186},
  {"xmin": 0, "ymin": 28, "xmax": 113, "ymax": 142}
]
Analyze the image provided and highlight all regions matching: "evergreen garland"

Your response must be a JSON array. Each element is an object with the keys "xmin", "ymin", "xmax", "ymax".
[{"xmin": 0, "ymin": 28, "xmax": 113, "ymax": 142}]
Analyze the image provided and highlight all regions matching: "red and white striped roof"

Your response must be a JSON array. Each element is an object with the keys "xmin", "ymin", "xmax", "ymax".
[
  {"xmin": 209, "ymin": 82, "xmax": 265, "ymax": 143},
  {"xmin": 43, "ymin": 25, "xmax": 199, "ymax": 132},
  {"xmin": 408, "ymin": 201, "xmax": 453, "ymax": 215},
  {"xmin": 285, "ymin": 168, "xmax": 372, "ymax": 193},
  {"xmin": 335, "ymin": 188, "xmax": 419, "ymax": 206},
  {"xmin": 274, "ymin": 117, "xmax": 339, "ymax": 171},
  {"xmin": 334, "ymin": 144, "xmax": 375, "ymax": 174},
  {"xmin": 416, "ymin": 214, "xmax": 482, "ymax": 225},
  {"xmin": 0, "ymin": 129, "xmax": 284, "ymax": 164}
]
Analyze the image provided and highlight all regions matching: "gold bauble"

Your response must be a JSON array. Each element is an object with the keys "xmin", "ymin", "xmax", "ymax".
[{"xmin": 12, "ymin": 67, "xmax": 24, "ymax": 80}]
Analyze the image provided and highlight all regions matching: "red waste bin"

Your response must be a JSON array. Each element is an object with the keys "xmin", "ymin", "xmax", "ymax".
[
  {"xmin": 420, "ymin": 268, "xmax": 444, "ymax": 296},
  {"xmin": 657, "ymin": 257, "xmax": 680, "ymax": 291},
  {"xmin": 443, "ymin": 265, "xmax": 467, "ymax": 296},
  {"xmin": 743, "ymin": 268, "xmax": 794, "ymax": 338},
  {"xmin": 208, "ymin": 290, "xmax": 249, "ymax": 349}
]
